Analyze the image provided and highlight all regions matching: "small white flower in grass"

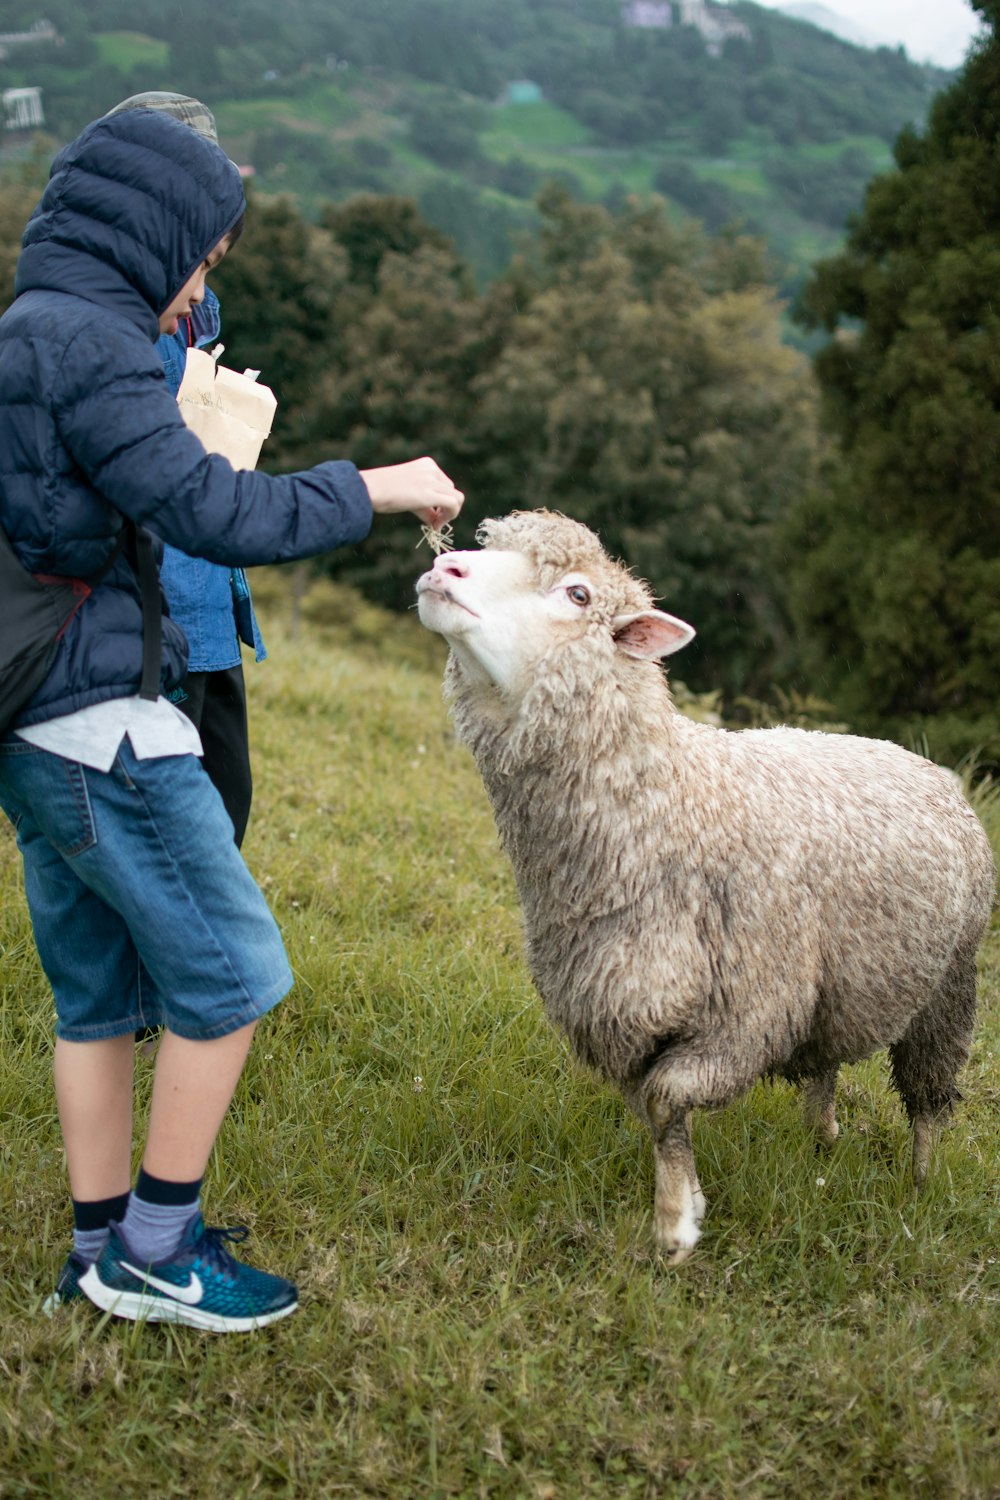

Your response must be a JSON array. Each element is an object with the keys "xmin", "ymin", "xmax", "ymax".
[
  {"xmin": 413, "ymin": 1075, "xmax": 424, "ymax": 1093},
  {"xmin": 482, "ymin": 1426, "xmax": 506, "ymax": 1468},
  {"xmin": 815, "ymin": 1177, "xmax": 826, "ymax": 1187}
]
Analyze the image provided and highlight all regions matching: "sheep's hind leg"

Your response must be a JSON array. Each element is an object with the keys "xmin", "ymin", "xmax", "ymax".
[
  {"xmin": 889, "ymin": 934, "xmax": 978, "ymax": 1187},
  {"xmin": 647, "ymin": 1101, "xmax": 703, "ymax": 1264},
  {"xmin": 910, "ymin": 1115, "xmax": 934, "ymax": 1187},
  {"xmin": 802, "ymin": 1067, "xmax": 839, "ymax": 1146}
]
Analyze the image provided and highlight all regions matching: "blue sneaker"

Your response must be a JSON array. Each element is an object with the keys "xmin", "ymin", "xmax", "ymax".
[
  {"xmin": 78, "ymin": 1214, "xmax": 298, "ymax": 1333},
  {"xmin": 42, "ymin": 1251, "xmax": 89, "ymax": 1316}
]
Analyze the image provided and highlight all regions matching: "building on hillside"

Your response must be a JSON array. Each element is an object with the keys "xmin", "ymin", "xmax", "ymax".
[
  {"xmin": 0, "ymin": 19, "xmax": 58, "ymax": 60},
  {"xmin": 498, "ymin": 79, "xmax": 545, "ymax": 105},
  {"xmin": 622, "ymin": 1, "xmax": 750, "ymax": 54},
  {"xmin": 3, "ymin": 86, "xmax": 45, "ymax": 132},
  {"xmin": 678, "ymin": 0, "xmax": 750, "ymax": 53},
  {"xmin": 622, "ymin": 2, "xmax": 673, "ymax": 27}
]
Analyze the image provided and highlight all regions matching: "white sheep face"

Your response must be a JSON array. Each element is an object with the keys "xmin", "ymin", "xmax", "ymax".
[{"xmin": 416, "ymin": 545, "xmax": 695, "ymax": 696}]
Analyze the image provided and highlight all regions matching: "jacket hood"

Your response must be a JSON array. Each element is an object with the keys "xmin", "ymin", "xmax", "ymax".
[{"xmin": 14, "ymin": 109, "xmax": 244, "ymax": 340}]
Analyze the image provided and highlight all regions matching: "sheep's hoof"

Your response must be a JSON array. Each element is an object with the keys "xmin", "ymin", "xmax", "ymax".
[
  {"xmin": 655, "ymin": 1228, "xmax": 701, "ymax": 1266},
  {"xmin": 802, "ymin": 1076, "xmax": 840, "ymax": 1146},
  {"xmin": 654, "ymin": 1204, "xmax": 702, "ymax": 1265}
]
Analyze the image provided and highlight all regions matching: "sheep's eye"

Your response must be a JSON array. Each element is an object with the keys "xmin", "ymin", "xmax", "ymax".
[{"xmin": 567, "ymin": 584, "xmax": 591, "ymax": 607}]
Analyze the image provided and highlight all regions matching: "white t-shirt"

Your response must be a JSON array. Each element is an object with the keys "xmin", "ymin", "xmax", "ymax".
[{"xmin": 15, "ymin": 695, "xmax": 204, "ymax": 771}]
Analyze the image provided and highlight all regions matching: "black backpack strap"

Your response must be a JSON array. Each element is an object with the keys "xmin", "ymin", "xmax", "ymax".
[
  {"xmin": 107, "ymin": 521, "xmax": 163, "ymax": 702},
  {"xmin": 132, "ymin": 524, "xmax": 162, "ymax": 702}
]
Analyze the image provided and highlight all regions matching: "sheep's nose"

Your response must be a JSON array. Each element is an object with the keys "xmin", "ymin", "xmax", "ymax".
[{"xmin": 432, "ymin": 555, "xmax": 470, "ymax": 580}]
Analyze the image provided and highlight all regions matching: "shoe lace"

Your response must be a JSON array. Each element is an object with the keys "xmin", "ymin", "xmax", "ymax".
[{"xmin": 194, "ymin": 1223, "xmax": 250, "ymax": 1281}]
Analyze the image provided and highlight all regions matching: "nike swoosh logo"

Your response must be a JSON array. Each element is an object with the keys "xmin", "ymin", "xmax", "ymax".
[{"xmin": 120, "ymin": 1261, "xmax": 204, "ymax": 1305}]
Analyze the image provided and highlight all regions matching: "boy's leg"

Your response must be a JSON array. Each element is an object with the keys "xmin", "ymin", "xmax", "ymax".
[
  {"xmin": 144, "ymin": 1020, "xmax": 256, "ymax": 1179},
  {"xmin": 1, "ymin": 740, "xmax": 294, "ymax": 1326},
  {"xmin": 70, "ymin": 747, "xmax": 296, "ymax": 1326},
  {"xmin": 118, "ymin": 1020, "xmax": 258, "ymax": 1264},
  {"xmin": 45, "ymin": 1035, "xmax": 134, "ymax": 1310},
  {"xmin": 53, "ymin": 1035, "xmax": 134, "ymax": 1200},
  {"xmin": 54, "ymin": 1021, "xmax": 259, "ymax": 1253},
  {"xmin": 85, "ymin": 1015, "xmax": 299, "ymax": 1332}
]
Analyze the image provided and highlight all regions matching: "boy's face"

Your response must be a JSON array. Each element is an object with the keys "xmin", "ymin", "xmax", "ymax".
[{"xmin": 158, "ymin": 233, "xmax": 232, "ymax": 336}]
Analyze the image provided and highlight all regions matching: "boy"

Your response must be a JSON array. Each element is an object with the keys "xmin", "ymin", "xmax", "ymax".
[{"xmin": 0, "ymin": 105, "xmax": 462, "ymax": 1331}]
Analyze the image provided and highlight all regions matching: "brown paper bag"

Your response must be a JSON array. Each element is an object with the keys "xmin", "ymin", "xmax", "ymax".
[{"xmin": 176, "ymin": 347, "xmax": 277, "ymax": 471}]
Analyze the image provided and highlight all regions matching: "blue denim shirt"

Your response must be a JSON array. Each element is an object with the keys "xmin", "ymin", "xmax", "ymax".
[{"xmin": 157, "ymin": 290, "xmax": 266, "ymax": 670}]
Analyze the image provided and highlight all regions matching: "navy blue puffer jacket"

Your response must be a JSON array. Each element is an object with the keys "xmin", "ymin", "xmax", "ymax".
[{"xmin": 0, "ymin": 108, "xmax": 372, "ymax": 726}]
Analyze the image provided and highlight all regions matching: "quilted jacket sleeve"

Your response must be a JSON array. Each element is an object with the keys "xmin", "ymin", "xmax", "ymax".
[{"xmin": 55, "ymin": 318, "xmax": 372, "ymax": 566}]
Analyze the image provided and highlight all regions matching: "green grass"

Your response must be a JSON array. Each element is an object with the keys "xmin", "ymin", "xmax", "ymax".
[
  {"xmin": 482, "ymin": 101, "xmax": 593, "ymax": 150},
  {"xmin": 1, "ymin": 577, "xmax": 999, "ymax": 1498},
  {"xmin": 790, "ymin": 134, "xmax": 894, "ymax": 169},
  {"xmin": 92, "ymin": 31, "xmax": 170, "ymax": 73},
  {"xmin": 213, "ymin": 87, "xmax": 361, "ymax": 142},
  {"xmin": 696, "ymin": 159, "xmax": 772, "ymax": 199}
]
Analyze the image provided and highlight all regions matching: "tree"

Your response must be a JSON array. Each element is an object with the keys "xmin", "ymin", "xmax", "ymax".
[
  {"xmin": 229, "ymin": 186, "xmax": 818, "ymax": 691},
  {"xmin": 0, "ymin": 150, "xmax": 54, "ymax": 314},
  {"xmin": 214, "ymin": 192, "xmax": 505, "ymax": 605},
  {"xmin": 209, "ymin": 193, "xmax": 356, "ymax": 471},
  {"xmin": 406, "ymin": 94, "xmax": 485, "ymax": 168},
  {"xmin": 321, "ymin": 194, "xmax": 453, "ymax": 290},
  {"xmin": 469, "ymin": 188, "xmax": 818, "ymax": 697},
  {"xmin": 211, "ymin": 183, "xmax": 816, "ymax": 702},
  {"xmin": 785, "ymin": 2, "xmax": 1000, "ymax": 763},
  {"xmin": 299, "ymin": 232, "xmax": 511, "ymax": 606}
]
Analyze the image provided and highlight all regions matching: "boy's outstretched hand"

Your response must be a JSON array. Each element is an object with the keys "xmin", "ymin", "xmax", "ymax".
[{"xmin": 360, "ymin": 457, "xmax": 464, "ymax": 530}]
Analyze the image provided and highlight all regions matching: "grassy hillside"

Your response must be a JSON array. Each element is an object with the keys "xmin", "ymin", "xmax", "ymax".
[
  {"xmin": 1, "ymin": 579, "xmax": 998, "ymax": 1497},
  {"xmin": 0, "ymin": 0, "xmax": 949, "ymax": 291}
]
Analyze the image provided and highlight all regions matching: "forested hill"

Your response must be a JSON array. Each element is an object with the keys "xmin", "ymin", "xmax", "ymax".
[{"xmin": 0, "ymin": 0, "xmax": 949, "ymax": 289}]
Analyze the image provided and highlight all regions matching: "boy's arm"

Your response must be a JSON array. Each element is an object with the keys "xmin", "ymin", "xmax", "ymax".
[{"xmin": 57, "ymin": 326, "xmax": 373, "ymax": 565}]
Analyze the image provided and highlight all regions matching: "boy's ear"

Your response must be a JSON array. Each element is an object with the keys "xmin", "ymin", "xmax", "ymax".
[{"xmin": 612, "ymin": 609, "xmax": 696, "ymax": 660}]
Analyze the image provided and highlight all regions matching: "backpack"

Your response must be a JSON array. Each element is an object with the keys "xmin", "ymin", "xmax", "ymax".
[{"xmin": 0, "ymin": 521, "xmax": 161, "ymax": 737}]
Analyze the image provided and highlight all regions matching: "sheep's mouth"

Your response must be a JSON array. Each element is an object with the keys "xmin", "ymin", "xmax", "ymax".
[{"xmin": 417, "ymin": 582, "xmax": 480, "ymax": 618}]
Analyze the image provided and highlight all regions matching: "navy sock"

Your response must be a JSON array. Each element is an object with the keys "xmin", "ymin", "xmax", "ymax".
[
  {"xmin": 72, "ymin": 1191, "xmax": 131, "ymax": 1264},
  {"xmin": 119, "ymin": 1168, "xmax": 202, "ymax": 1265}
]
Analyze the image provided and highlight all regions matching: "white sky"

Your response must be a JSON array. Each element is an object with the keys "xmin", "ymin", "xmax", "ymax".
[{"xmin": 751, "ymin": 0, "xmax": 985, "ymax": 69}]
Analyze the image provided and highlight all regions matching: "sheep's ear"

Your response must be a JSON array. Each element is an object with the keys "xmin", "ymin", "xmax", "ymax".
[{"xmin": 612, "ymin": 609, "xmax": 695, "ymax": 660}]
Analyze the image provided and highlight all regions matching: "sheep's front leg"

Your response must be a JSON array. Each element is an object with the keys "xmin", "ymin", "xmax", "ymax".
[
  {"xmin": 647, "ymin": 1101, "xmax": 704, "ymax": 1264},
  {"xmin": 802, "ymin": 1067, "xmax": 839, "ymax": 1146}
]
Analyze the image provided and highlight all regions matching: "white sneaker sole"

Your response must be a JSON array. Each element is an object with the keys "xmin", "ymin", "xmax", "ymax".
[{"xmin": 78, "ymin": 1265, "xmax": 298, "ymax": 1333}]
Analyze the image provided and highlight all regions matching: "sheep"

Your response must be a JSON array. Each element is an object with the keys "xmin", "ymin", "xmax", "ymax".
[{"xmin": 416, "ymin": 509, "xmax": 995, "ymax": 1262}]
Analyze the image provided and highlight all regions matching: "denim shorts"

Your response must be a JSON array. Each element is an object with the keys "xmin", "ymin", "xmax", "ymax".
[{"xmin": 0, "ymin": 737, "xmax": 293, "ymax": 1041}]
